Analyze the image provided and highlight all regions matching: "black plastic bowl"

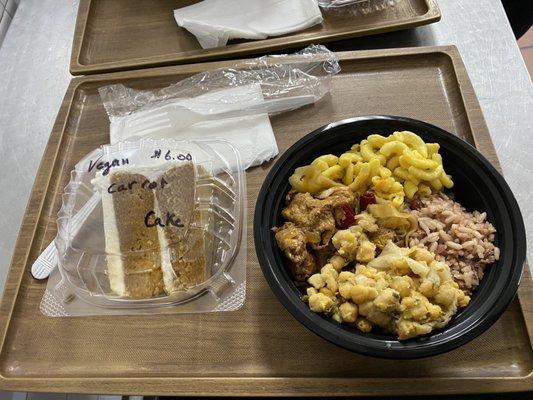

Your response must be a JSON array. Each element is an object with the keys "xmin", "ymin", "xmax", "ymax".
[{"xmin": 254, "ymin": 116, "xmax": 526, "ymax": 359}]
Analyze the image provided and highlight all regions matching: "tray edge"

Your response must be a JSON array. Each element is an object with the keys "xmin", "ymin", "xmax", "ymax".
[
  {"xmin": 2, "ymin": 46, "xmax": 531, "ymax": 395},
  {"xmin": 69, "ymin": 0, "xmax": 441, "ymax": 76}
]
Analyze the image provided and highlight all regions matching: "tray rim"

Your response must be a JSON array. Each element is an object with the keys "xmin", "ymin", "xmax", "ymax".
[
  {"xmin": 69, "ymin": 0, "xmax": 441, "ymax": 75},
  {"xmin": 1, "ymin": 45, "xmax": 531, "ymax": 395}
]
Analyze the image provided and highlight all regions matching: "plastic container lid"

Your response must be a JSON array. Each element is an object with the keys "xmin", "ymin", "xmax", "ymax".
[{"xmin": 55, "ymin": 138, "xmax": 245, "ymax": 309}]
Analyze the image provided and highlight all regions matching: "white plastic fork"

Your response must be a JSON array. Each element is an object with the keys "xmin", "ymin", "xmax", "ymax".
[
  {"xmin": 31, "ymin": 193, "xmax": 101, "ymax": 280},
  {"xmin": 116, "ymin": 95, "xmax": 315, "ymax": 138}
]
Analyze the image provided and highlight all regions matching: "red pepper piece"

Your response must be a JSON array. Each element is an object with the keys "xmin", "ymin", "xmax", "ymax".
[
  {"xmin": 359, "ymin": 191, "xmax": 376, "ymax": 211},
  {"xmin": 338, "ymin": 204, "xmax": 356, "ymax": 229}
]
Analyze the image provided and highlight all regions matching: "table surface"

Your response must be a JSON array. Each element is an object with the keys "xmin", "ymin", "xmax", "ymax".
[{"xmin": 0, "ymin": 0, "xmax": 531, "ymax": 397}]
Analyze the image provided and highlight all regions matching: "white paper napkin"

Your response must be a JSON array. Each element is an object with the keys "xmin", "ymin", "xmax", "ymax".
[
  {"xmin": 109, "ymin": 84, "xmax": 278, "ymax": 169},
  {"xmin": 174, "ymin": 0, "xmax": 323, "ymax": 49}
]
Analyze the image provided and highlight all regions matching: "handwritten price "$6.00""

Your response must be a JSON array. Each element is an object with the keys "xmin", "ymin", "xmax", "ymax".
[{"xmin": 151, "ymin": 149, "xmax": 192, "ymax": 161}]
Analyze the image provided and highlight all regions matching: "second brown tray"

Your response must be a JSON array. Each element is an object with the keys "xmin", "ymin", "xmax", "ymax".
[
  {"xmin": 1, "ymin": 46, "xmax": 531, "ymax": 396},
  {"xmin": 70, "ymin": 0, "xmax": 440, "ymax": 75}
]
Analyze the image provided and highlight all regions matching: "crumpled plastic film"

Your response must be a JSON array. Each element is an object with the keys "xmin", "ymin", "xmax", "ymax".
[
  {"xmin": 318, "ymin": 0, "xmax": 402, "ymax": 15},
  {"xmin": 98, "ymin": 44, "xmax": 340, "ymax": 119}
]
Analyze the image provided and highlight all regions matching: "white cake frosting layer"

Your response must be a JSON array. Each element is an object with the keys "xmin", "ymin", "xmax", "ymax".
[
  {"xmin": 155, "ymin": 195, "xmax": 176, "ymax": 293},
  {"xmin": 92, "ymin": 173, "xmax": 126, "ymax": 296}
]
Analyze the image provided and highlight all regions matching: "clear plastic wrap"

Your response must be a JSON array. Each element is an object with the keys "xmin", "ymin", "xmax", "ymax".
[
  {"xmin": 40, "ymin": 137, "xmax": 246, "ymax": 316},
  {"xmin": 319, "ymin": 0, "xmax": 402, "ymax": 15},
  {"xmin": 100, "ymin": 45, "xmax": 339, "ymax": 118},
  {"xmin": 98, "ymin": 45, "xmax": 340, "ymax": 157}
]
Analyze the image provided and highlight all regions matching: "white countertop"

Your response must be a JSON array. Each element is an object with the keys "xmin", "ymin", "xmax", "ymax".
[{"xmin": 0, "ymin": 0, "xmax": 531, "ymax": 296}]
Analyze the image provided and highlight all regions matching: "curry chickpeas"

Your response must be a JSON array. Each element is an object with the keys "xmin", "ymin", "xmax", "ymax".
[{"xmin": 306, "ymin": 242, "xmax": 470, "ymax": 339}]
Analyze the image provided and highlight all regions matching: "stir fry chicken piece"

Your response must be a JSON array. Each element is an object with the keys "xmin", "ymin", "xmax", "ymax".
[
  {"xmin": 281, "ymin": 192, "xmax": 335, "ymax": 249},
  {"xmin": 314, "ymin": 244, "xmax": 336, "ymax": 269},
  {"xmin": 274, "ymin": 187, "xmax": 355, "ymax": 281},
  {"xmin": 273, "ymin": 222, "xmax": 317, "ymax": 281},
  {"xmin": 282, "ymin": 187, "xmax": 355, "ymax": 249}
]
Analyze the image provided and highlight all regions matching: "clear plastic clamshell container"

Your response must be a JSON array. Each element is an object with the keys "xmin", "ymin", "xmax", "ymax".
[{"xmin": 50, "ymin": 138, "xmax": 246, "ymax": 314}]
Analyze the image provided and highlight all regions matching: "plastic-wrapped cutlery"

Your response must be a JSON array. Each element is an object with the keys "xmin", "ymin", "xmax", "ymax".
[{"xmin": 31, "ymin": 192, "xmax": 101, "ymax": 279}]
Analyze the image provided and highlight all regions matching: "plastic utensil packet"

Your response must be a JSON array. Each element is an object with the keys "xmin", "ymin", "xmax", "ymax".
[
  {"xmin": 98, "ymin": 44, "xmax": 339, "ymax": 126},
  {"xmin": 40, "ymin": 137, "xmax": 246, "ymax": 316},
  {"xmin": 103, "ymin": 84, "xmax": 280, "ymax": 169},
  {"xmin": 97, "ymin": 45, "xmax": 339, "ymax": 170},
  {"xmin": 318, "ymin": 0, "xmax": 402, "ymax": 15}
]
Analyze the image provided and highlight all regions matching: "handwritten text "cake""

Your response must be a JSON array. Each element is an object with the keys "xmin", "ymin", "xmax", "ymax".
[{"xmin": 144, "ymin": 211, "xmax": 185, "ymax": 228}]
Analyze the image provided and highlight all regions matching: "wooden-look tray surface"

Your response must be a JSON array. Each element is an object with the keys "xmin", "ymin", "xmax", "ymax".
[
  {"xmin": 1, "ymin": 46, "xmax": 531, "ymax": 396},
  {"xmin": 70, "ymin": 0, "xmax": 440, "ymax": 75}
]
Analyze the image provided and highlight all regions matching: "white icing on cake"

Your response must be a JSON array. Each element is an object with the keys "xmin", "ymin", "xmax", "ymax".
[
  {"xmin": 154, "ymin": 195, "xmax": 176, "ymax": 292},
  {"xmin": 92, "ymin": 173, "xmax": 126, "ymax": 296}
]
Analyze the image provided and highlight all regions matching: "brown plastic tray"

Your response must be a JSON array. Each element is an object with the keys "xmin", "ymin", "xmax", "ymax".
[
  {"xmin": 70, "ymin": 0, "xmax": 440, "ymax": 75},
  {"xmin": 1, "ymin": 46, "xmax": 531, "ymax": 396}
]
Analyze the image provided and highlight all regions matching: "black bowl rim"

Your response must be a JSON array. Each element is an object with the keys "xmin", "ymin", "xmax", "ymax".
[{"xmin": 253, "ymin": 115, "xmax": 526, "ymax": 359}]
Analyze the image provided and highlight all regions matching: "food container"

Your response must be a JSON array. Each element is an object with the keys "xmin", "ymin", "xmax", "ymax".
[
  {"xmin": 254, "ymin": 115, "xmax": 526, "ymax": 359},
  {"xmin": 43, "ymin": 137, "xmax": 246, "ymax": 316}
]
